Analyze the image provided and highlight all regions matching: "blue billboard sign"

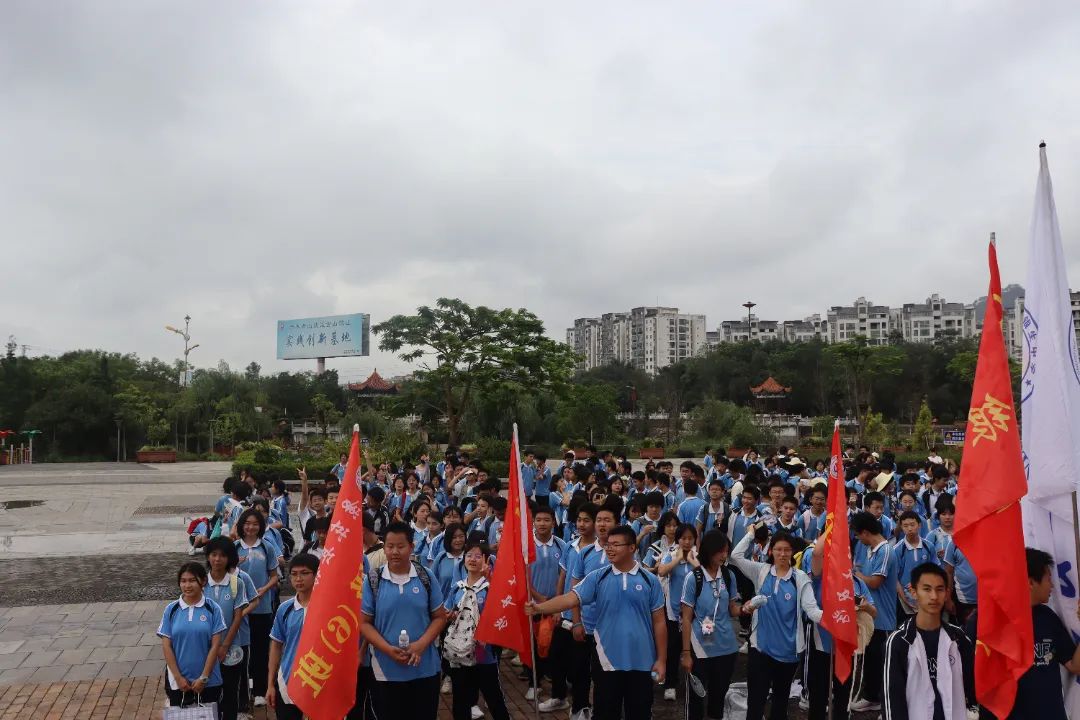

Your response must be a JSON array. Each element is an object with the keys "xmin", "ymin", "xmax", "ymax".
[
  {"xmin": 276, "ymin": 313, "xmax": 369, "ymax": 360},
  {"xmin": 942, "ymin": 429, "xmax": 966, "ymax": 446}
]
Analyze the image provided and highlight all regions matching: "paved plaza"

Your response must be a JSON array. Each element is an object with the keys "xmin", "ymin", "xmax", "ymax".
[{"xmin": 0, "ymin": 461, "xmax": 839, "ymax": 718}]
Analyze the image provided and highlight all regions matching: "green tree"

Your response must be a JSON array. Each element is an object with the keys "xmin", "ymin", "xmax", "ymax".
[
  {"xmin": 690, "ymin": 399, "xmax": 764, "ymax": 448},
  {"xmin": 310, "ymin": 393, "xmax": 342, "ymax": 436},
  {"xmin": 912, "ymin": 397, "xmax": 935, "ymax": 450},
  {"xmin": 555, "ymin": 384, "xmax": 619, "ymax": 444},
  {"xmin": 862, "ymin": 409, "xmax": 888, "ymax": 449},
  {"xmin": 374, "ymin": 298, "xmax": 576, "ymax": 444},
  {"xmin": 825, "ymin": 337, "xmax": 904, "ymax": 431}
]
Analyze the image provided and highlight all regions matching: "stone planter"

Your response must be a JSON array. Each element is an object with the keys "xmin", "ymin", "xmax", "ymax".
[
  {"xmin": 137, "ymin": 450, "xmax": 177, "ymax": 463},
  {"xmin": 638, "ymin": 448, "xmax": 665, "ymax": 460}
]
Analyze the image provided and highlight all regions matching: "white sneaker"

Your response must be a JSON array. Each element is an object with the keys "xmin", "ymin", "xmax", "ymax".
[
  {"xmin": 187, "ymin": 545, "xmax": 197, "ymax": 555},
  {"xmin": 798, "ymin": 696, "xmax": 809, "ymax": 711},
  {"xmin": 441, "ymin": 676, "xmax": 452, "ymax": 694},
  {"xmin": 510, "ymin": 653, "xmax": 523, "ymax": 667},
  {"xmin": 663, "ymin": 688, "xmax": 677, "ymax": 701},
  {"xmin": 738, "ymin": 641, "xmax": 748, "ymax": 654},
  {"xmin": 252, "ymin": 696, "xmax": 266, "ymax": 707},
  {"xmin": 570, "ymin": 710, "xmax": 590, "ymax": 720},
  {"xmin": 538, "ymin": 698, "xmax": 570, "ymax": 712},
  {"xmin": 471, "ymin": 706, "xmax": 484, "ymax": 719},
  {"xmin": 525, "ymin": 687, "xmax": 538, "ymax": 701},
  {"xmin": 849, "ymin": 699, "xmax": 881, "ymax": 712}
]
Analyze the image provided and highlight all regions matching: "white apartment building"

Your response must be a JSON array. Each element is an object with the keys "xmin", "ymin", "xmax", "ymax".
[
  {"xmin": 568, "ymin": 306, "xmax": 708, "ymax": 375},
  {"xmin": 892, "ymin": 294, "xmax": 976, "ymax": 344},
  {"xmin": 781, "ymin": 314, "xmax": 826, "ymax": 342},
  {"xmin": 826, "ymin": 297, "xmax": 894, "ymax": 345}
]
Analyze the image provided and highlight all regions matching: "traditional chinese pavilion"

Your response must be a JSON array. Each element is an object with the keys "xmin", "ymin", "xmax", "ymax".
[
  {"xmin": 750, "ymin": 376, "xmax": 791, "ymax": 412},
  {"xmin": 347, "ymin": 369, "xmax": 400, "ymax": 399}
]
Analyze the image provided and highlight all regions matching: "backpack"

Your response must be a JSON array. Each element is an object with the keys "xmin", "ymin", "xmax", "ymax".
[
  {"xmin": 368, "ymin": 559, "xmax": 432, "ymax": 613},
  {"xmin": 442, "ymin": 578, "xmax": 489, "ymax": 667},
  {"xmin": 691, "ymin": 565, "xmax": 735, "ymax": 600},
  {"xmin": 697, "ymin": 503, "xmax": 729, "ymax": 534},
  {"xmin": 187, "ymin": 517, "xmax": 210, "ymax": 535}
]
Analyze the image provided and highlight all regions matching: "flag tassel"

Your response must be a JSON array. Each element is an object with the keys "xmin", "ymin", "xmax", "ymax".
[{"xmin": 526, "ymin": 572, "xmax": 540, "ymax": 720}]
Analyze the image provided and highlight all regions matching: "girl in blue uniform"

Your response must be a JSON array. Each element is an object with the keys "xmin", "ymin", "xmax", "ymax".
[
  {"xmin": 656, "ymin": 523, "xmax": 699, "ymax": 701},
  {"xmin": 680, "ymin": 531, "xmax": 742, "ymax": 720},
  {"xmin": 158, "ymin": 562, "xmax": 227, "ymax": 711}
]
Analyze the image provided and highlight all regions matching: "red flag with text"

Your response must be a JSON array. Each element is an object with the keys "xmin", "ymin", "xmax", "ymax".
[
  {"xmin": 474, "ymin": 424, "xmax": 535, "ymax": 663},
  {"xmin": 286, "ymin": 425, "xmax": 366, "ymax": 720},
  {"xmin": 821, "ymin": 419, "xmax": 858, "ymax": 683},
  {"xmin": 953, "ymin": 240, "xmax": 1032, "ymax": 719}
]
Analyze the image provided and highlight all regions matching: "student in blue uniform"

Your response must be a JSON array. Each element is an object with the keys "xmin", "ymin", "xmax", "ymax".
[
  {"xmin": 680, "ymin": 531, "xmax": 741, "ymax": 720},
  {"xmin": 234, "ymin": 508, "xmax": 281, "ymax": 708},
  {"xmin": 443, "ymin": 539, "xmax": 511, "ymax": 720},
  {"xmin": 539, "ymin": 501, "xmax": 596, "ymax": 714},
  {"xmin": 728, "ymin": 487, "xmax": 763, "ymax": 548},
  {"xmin": 158, "ymin": 562, "xmax": 227, "ymax": 711},
  {"xmin": 528, "ymin": 505, "xmax": 567, "ymax": 702},
  {"xmin": 359, "ymin": 522, "xmax": 447, "ymax": 720},
  {"xmin": 203, "ymin": 538, "xmax": 252, "ymax": 720},
  {"xmin": 731, "ymin": 528, "xmax": 823, "ymax": 720},
  {"xmin": 526, "ymin": 525, "xmax": 667, "ymax": 720},
  {"xmin": 894, "ymin": 510, "xmax": 938, "ymax": 618},
  {"xmin": 697, "ymin": 479, "xmax": 730, "ymax": 535},
  {"xmin": 265, "ymin": 553, "xmax": 319, "ymax": 720},
  {"xmin": 676, "ymin": 480, "xmax": 707, "ymax": 526},
  {"xmin": 804, "ymin": 539, "xmax": 876, "ymax": 720},
  {"xmin": 270, "ymin": 480, "xmax": 290, "ymax": 530},
  {"xmin": 943, "ymin": 533, "xmax": 977, "ymax": 624},
  {"xmin": 657, "ymin": 523, "xmax": 699, "ymax": 701},
  {"xmin": 850, "ymin": 511, "xmax": 899, "ymax": 713},
  {"xmin": 430, "ymin": 523, "xmax": 467, "ymax": 599},
  {"xmin": 798, "ymin": 485, "xmax": 828, "ymax": 542}
]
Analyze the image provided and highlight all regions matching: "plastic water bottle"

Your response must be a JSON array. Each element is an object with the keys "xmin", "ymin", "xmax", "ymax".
[
  {"xmin": 398, "ymin": 629, "xmax": 410, "ymax": 649},
  {"xmin": 747, "ymin": 595, "xmax": 769, "ymax": 610}
]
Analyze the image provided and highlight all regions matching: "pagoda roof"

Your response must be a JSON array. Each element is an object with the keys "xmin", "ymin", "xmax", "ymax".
[
  {"xmin": 750, "ymin": 376, "xmax": 791, "ymax": 396},
  {"xmin": 348, "ymin": 369, "xmax": 398, "ymax": 394}
]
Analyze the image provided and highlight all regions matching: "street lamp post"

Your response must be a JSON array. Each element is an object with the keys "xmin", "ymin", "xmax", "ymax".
[
  {"xmin": 165, "ymin": 315, "xmax": 200, "ymax": 387},
  {"xmin": 742, "ymin": 301, "xmax": 756, "ymax": 341}
]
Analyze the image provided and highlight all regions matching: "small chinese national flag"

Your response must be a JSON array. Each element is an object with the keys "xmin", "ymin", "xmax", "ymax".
[
  {"xmin": 953, "ymin": 240, "xmax": 1033, "ymax": 719},
  {"xmin": 475, "ymin": 424, "xmax": 535, "ymax": 663},
  {"xmin": 287, "ymin": 425, "xmax": 366, "ymax": 720},
  {"xmin": 821, "ymin": 419, "xmax": 858, "ymax": 684}
]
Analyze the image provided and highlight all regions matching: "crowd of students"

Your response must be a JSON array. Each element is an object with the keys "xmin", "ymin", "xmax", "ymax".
[{"xmin": 163, "ymin": 444, "xmax": 1080, "ymax": 720}]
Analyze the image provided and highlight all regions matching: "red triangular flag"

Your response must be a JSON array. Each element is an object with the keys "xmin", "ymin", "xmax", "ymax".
[
  {"xmin": 474, "ymin": 424, "xmax": 534, "ymax": 662},
  {"xmin": 286, "ymin": 425, "xmax": 366, "ymax": 719},
  {"xmin": 953, "ymin": 240, "xmax": 1033, "ymax": 718},
  {"xmin": 820, "ymin": 420, "xmax": 858, "ymax": 683}
]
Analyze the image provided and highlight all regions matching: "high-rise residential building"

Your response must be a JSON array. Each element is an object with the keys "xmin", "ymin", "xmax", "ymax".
[
  {"xmin": 892, "ymin": 294, "xmax": 975, "ymax": 343},
  {"xmin": 826, "ymin": 297, "xmax": 894, "ymax": 344},
  {"xmin": 568, "ymin": 306, "xmax": 708, "ymax": 375},
  {"xmin": 780, "ymin": 314, "xmax": 826, "ymax": 343}
]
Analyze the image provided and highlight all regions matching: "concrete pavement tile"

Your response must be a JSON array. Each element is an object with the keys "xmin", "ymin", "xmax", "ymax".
[
  {"xmin": 138, "ymin": 632, "xmax": 159, "ymax": 647},
  {"xmin": 129, "ymin": 659, "xmax": 161, "ymax": 678},
  {"xmin": 0, "ymin": 641, "xmax": 23, "ymax": 654},
  {"xmin": 28, "ymin": 664, "xmax": 70, "ymax": 683},
  {"xmin": 22, "ymin": 650, "xmax": 62, "ymax": 667},
  {"xmin": 116, "ymin": 646, "xmax": 153, "ymax": 662},
  {"xmin": 57, "ymin": 649, "xmax": 94, "ymax": 665},
  {"xmin": 48, "ymin": 636, "xmax": 85, "ymax": 651},
  {"xmin": 107, "ymin": 602, "xmax": 139, "ymax": 612},
  {"xmin": 64, "ymin": 663, "xmax": 104, "ymax": 682},
  {"xmin": 87, "ymin": 647, "xmax": 122, "ymax": 663},
  {"xmin": 56, "ymin": 604, "xmax": 89, "ymax": 614},
  {"xmin": 55, "ymin": 626, "xmax": 87, "ymax": 637},
  {"xmin": 17, "ymin": 638, "xmax": 56, "ymax": 653},
  {"xmin": 0, "ymin": 667, "xmax": 36, "ymax": 686},
  {"xmin": 0, "ymin": 653, "xmax": 28, "ymax": 670},
  {"xmin": 79, "ymin": 635, "xmax": 114, "ymax": 649},
  {"xmin": 0, "ymin": 629, "xmax": 29, "ymax": 641},
  {"xmin": 106, "ymin": 633, "xmax": 141, "ymax": 648},
  {"xmin": 96, "ymin": 661, "xmax": 135, "ymax": 680},
  {"xmin": 112, "ymin": 621, "xmax": 144, "ymax": 632}
]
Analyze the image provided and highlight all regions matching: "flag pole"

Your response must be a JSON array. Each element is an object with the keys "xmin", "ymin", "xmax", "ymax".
[
  {"xmin": 1071, "ymin": 491, "xmax": 1080, "ymax": 581},
  {"xmin": 513, "ymin": 423, "xmax": 541, "ymax": 720}
]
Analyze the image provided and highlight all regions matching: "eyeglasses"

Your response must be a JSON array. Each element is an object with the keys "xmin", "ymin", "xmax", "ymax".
[
  {"xmin": 605, "ymin": 543, "xmax": 632, "ymax": 550},
  {"xmin": 290, "ymin": 570, "xmax": 315, "ymax": 579}
]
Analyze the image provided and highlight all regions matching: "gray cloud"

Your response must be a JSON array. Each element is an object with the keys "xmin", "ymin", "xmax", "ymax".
[{"xmin": 2, "ymin": 1, "xmax": 1079, "ymax": 383}]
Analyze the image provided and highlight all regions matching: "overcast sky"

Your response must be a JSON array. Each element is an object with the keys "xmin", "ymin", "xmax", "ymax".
[{"xmin": 4, "ymin": 1, "xmax": 1080, "ymax": 382}]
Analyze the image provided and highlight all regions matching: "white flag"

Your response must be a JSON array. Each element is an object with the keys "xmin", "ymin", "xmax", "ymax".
[{"xmin": 1019, "ymin": 143, "xmax": 1080, "ymax": 717}]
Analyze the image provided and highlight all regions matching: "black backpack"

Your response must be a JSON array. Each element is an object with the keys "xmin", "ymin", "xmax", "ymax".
[
  {"xmin": 697, "ymin": 502, "xmax": 730, "ymax": 535},
  {"xmin": 691, "ymin": 564, "xmax": 736, "ymax": 600}
]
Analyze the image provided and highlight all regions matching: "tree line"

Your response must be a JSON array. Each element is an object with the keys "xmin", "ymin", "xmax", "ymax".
[{"xmin": 0, "ymin": 298, "xmax": 995, "ymax": 460}]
